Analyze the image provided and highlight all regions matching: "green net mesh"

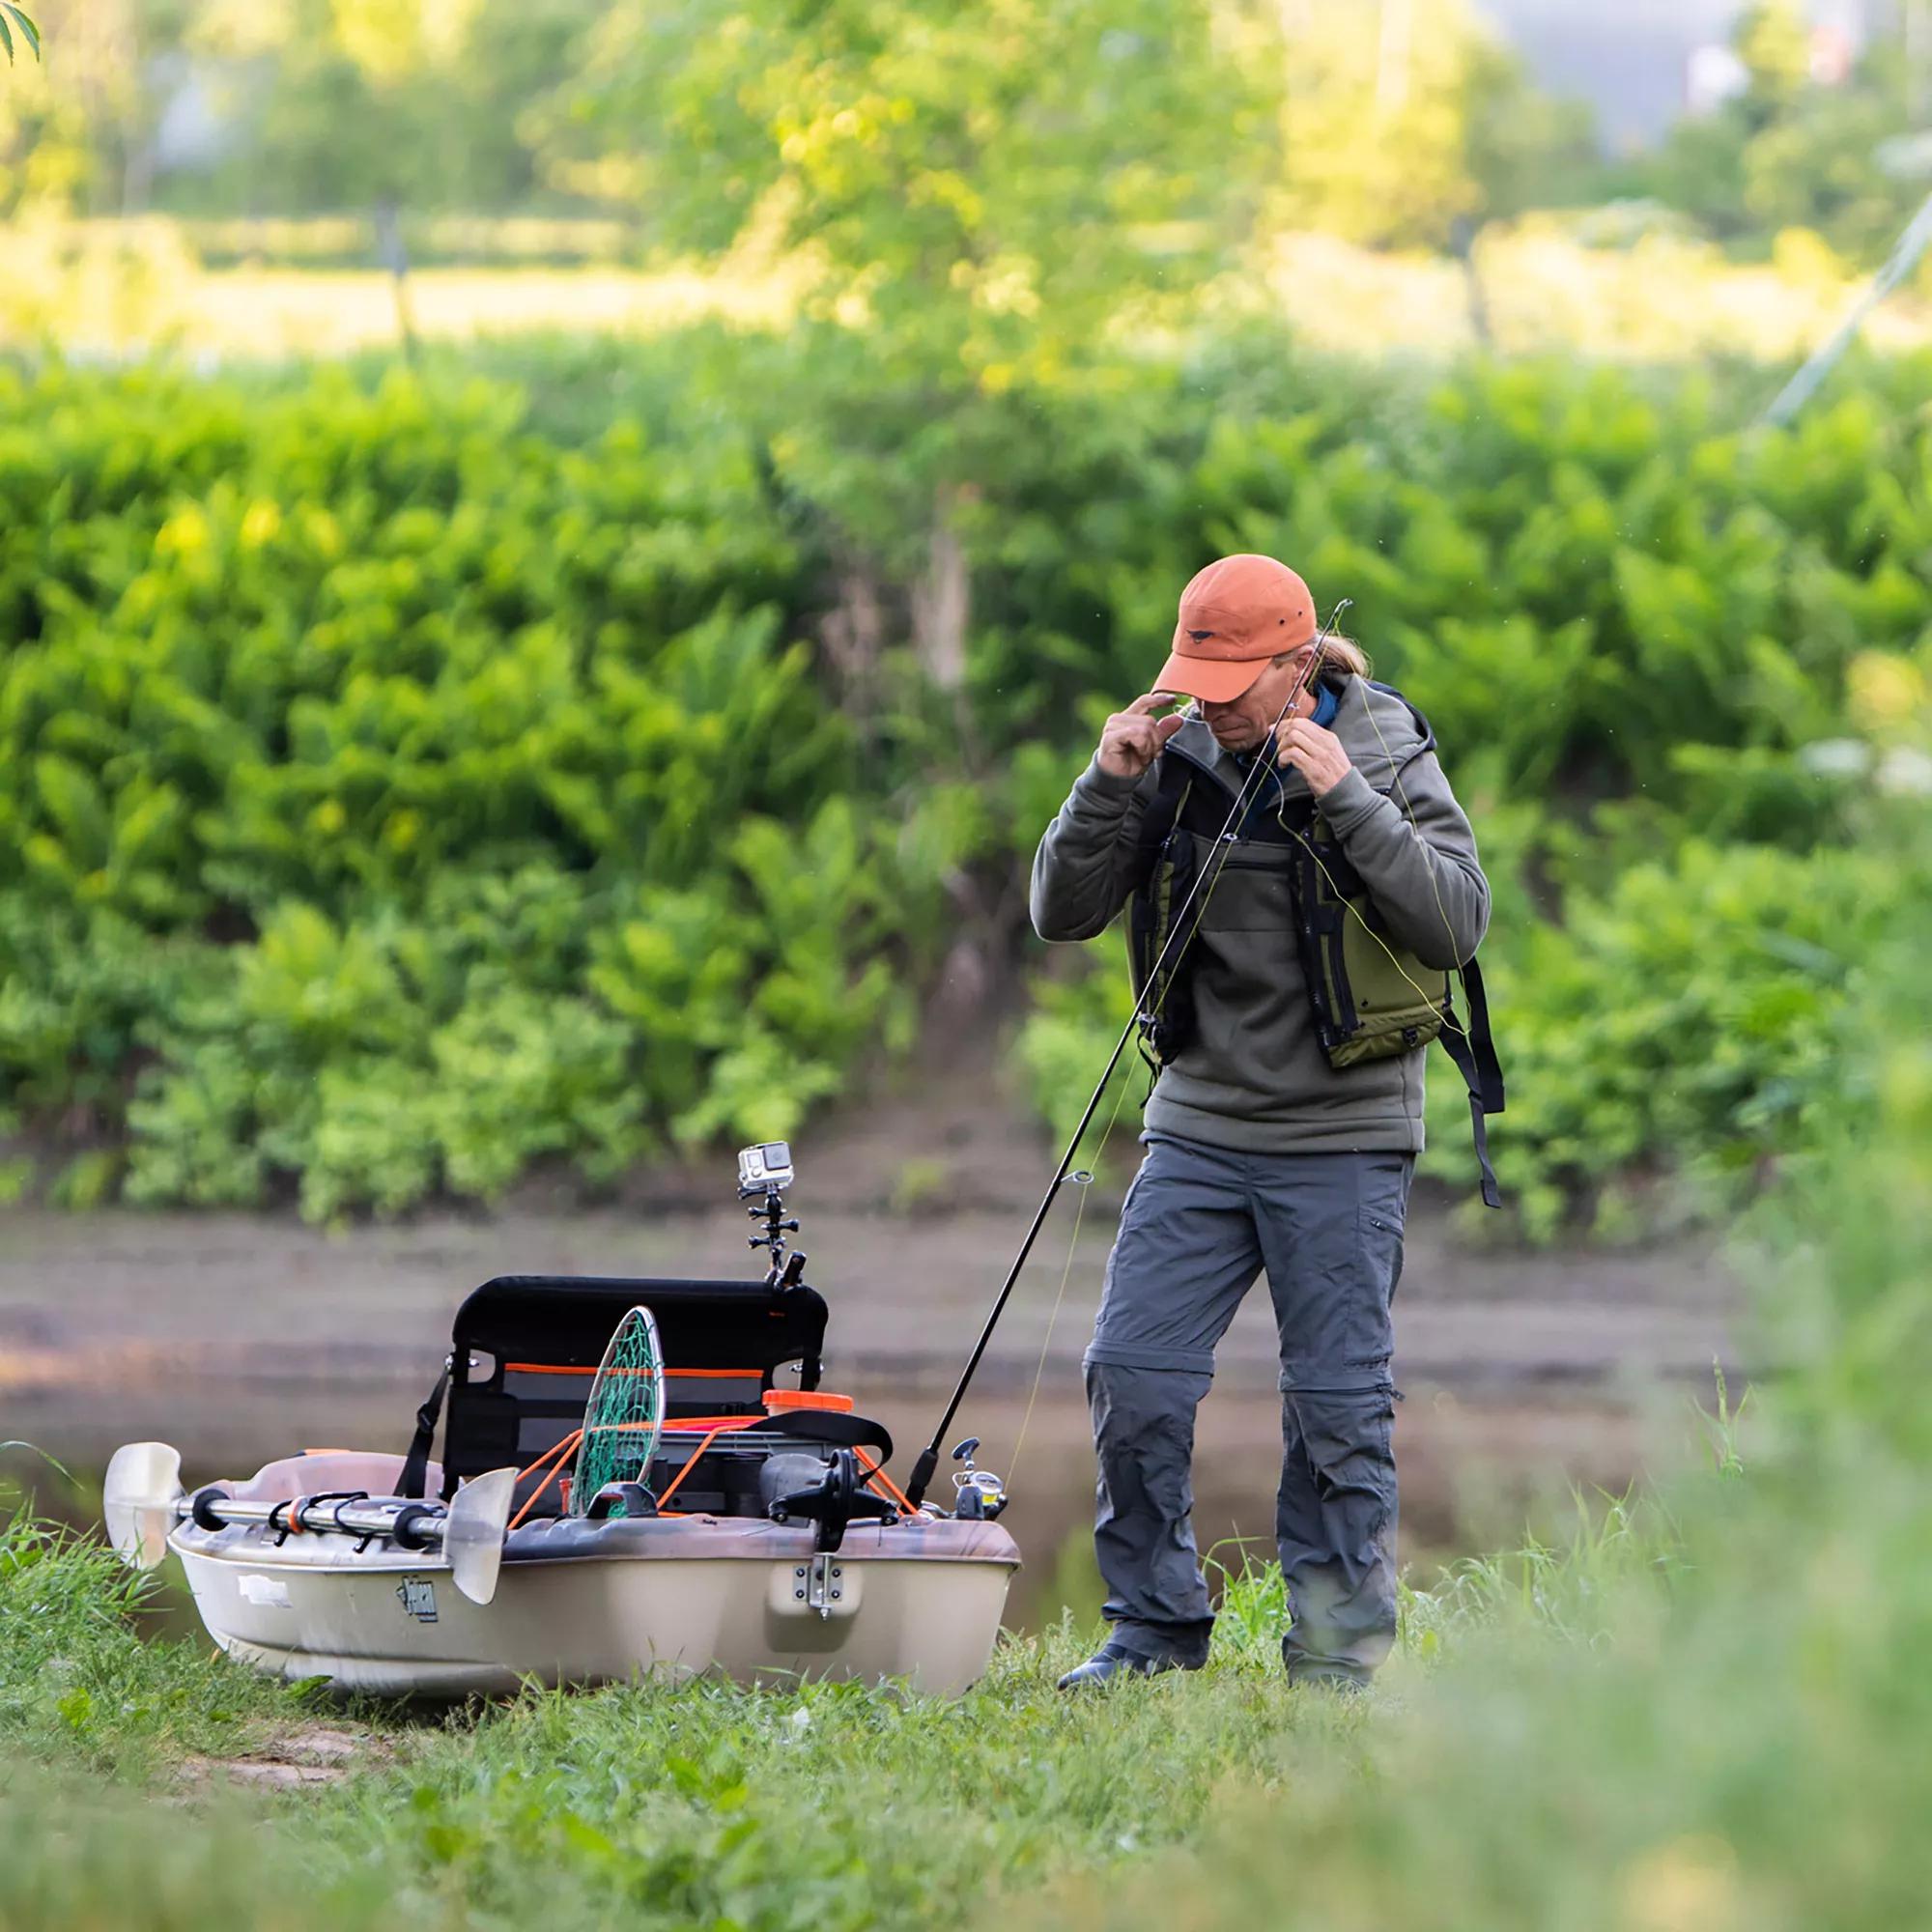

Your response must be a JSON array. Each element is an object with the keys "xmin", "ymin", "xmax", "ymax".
[{"xmin": 570, "ymin": 1305, "xmax": 666, "ymax": 1515}]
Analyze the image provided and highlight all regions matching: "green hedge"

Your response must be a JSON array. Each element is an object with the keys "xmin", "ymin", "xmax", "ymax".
[
  {"xmin": 2, "ymin": 337, "xmax": 1927, "ymax": 1226},
  {"xmin": 0, "ymin": 357, "xmax": 973, "ymax": 1215}
]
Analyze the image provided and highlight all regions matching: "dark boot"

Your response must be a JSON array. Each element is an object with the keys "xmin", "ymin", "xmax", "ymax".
[{"xmin": 1056, "ymin": 1640, "xmax": 1203, "ymax": 1691}]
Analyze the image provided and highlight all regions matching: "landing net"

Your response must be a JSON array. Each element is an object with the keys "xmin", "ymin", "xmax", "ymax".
[{"xmin": 569, "ymin": 1304, "xmax": 666, "ymax": 1516}]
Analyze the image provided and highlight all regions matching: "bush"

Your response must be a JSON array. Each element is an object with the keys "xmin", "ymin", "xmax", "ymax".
[
  {"xmin": 2, "ymin": 338, "xmax": 1927, "ymax": 1220},
  {"xmin": 0, "ymin": 356, "xmax": 960, "ymax": 1214}
]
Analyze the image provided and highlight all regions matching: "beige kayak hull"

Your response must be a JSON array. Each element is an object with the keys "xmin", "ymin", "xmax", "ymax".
[{"xmin": 171, "ymin": 1454, "xmax": 1019, "ymax": 1698}]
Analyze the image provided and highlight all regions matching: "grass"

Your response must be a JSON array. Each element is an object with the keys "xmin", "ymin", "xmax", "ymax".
[
  {"xmin": 2, "ymin": 1143, "xmax": 1924, "ymax": 1932},
  {"xmin": 3, "ymin": 785, "xmax": 1927, "ymax": 1932},
  {"xmin": 10, "ymin": 942, "xmax": 1927, "ymax": 1932},
  {"xmin": 0, "ymin": 1473, "xmax": 1696, "ymax": 1932}
]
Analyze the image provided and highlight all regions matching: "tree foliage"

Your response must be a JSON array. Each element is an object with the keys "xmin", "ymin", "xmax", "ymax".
[
  {"xmin": 1645, "ymin": 1, "xmax": 1928, "ymax": 265},
  {"xmin": 531, "ymin": 0, "xmax": 1280, "ymax": 390},
  {"xmin": 1270, "ymin": 0, "xmax": 1597, "ymax": 249},
  {"xmin": 0, "ymin": 0, "xmax": 1605, "ymax": 273},
  {"xmin": 0, "ymin": 5, "xmax": 42, "ymax": 67}
]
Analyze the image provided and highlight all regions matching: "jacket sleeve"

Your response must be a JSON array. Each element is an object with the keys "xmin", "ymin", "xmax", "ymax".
[
  {"xmin": 1029, "ymin": 756, "xmax": 1154, "ymax": 942},
  {"xmin": 1319, "ymin": 753, "xmax": 1490, "ymax": 970}
]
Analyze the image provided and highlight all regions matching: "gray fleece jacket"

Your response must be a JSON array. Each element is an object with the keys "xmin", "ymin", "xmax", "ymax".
[{"xmin": 1029, "ymin": 678, "xmax": 1490, "ymax": 1154}]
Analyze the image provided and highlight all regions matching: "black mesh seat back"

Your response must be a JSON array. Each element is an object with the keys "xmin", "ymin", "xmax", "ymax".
[{"xmin": 440, "ymin": 1274, "xmax": 827, "ymax": 1493}]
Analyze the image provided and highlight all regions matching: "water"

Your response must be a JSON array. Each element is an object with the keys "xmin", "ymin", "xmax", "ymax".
[{"xmin": 12, "ymin": 1379, "xmax": 1643, "ymax": 1648}]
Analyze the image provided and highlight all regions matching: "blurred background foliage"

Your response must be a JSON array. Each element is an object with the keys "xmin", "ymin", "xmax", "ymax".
[
  {"xmin": 3, "ymin": 0, "xmax": 1926, "ymax": 267},
  {"xmin": 1, "ymin": 0, "xmax": 1930, "ymax": 1228}
]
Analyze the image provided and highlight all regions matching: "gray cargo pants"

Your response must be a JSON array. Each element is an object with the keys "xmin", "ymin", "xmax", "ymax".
[{"xmin": 1083, "ymin": 1133, "xmax": 1413, "ymax": 1686}]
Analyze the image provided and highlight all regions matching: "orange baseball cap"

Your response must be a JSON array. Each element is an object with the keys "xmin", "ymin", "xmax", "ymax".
[{"xmin": 1155, "ymin": 554, "xmax": 1317, "ymax": 703}]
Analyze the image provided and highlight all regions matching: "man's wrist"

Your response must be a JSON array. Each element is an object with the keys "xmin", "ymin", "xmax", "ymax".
[{"xmin": 1081, "ymin": 753, "xmax": 1145, "ymax": 799}]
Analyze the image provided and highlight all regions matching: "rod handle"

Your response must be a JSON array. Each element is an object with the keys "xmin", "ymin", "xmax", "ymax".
[{"xmin": 905, "ymin": 1444, "xmax": 940, "ymax": 1512}]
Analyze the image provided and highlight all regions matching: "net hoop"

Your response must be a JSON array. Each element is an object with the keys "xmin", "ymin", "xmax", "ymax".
[{"xmin": 568, "ymin": 1304, "xmax": 666, "ymax": 1517}]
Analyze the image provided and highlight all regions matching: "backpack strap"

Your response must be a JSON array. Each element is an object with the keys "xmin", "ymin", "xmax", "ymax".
[
  {"xmin": 1435, "ymin": 957, "xmax": 1506, "ymax": 1210},
  {"xmin": 1133, "ymin": 750, "xmax": 1195, "ymax": 859},
  {"xmin": 1365, "ymin": 682, "xmax": 1505, "ymax": 1208},
  {"xmin": 397, "ymin": 1361, "xmax": 450, "ymax": 1499}
]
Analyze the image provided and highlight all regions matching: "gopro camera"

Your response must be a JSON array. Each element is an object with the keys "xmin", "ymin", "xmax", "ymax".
[{"xmin": 737, "ymin": 1141, "xmax": 794, "ymax": 1197}]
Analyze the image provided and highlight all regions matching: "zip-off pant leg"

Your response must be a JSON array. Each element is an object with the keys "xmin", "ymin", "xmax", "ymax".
[
  {"xmin": 1083, "ymin": 1136, "xmax": 1413, "ymax": 1678},
  {"xmin": 1251, "ymin": 1150, "xmax": 1414, "ymax": 1685},
  {"xmin": 1083, "ymin": 1136, "xmax": 1261, "ymax": 1663}
]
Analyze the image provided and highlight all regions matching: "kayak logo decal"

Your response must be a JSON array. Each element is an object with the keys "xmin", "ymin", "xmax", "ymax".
[{"xmin": 395, "ymin": 1577, "xmax": 439, "ymax": 1623}]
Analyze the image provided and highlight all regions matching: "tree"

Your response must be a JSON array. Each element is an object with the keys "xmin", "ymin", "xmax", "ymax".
[
  {"xmin": 0, "ymin": 1, "xmax": 160, "ymax": 215},
  {"xmin": 1269, "ymin": 0, "xmax": 1596, "ymax": 253},
  {"xmin": 178, "ymin": 0, "xmax": 592, "ymax": 215},
  {"xmin": 526, "ymin": 0, "xmax": 1287, "ymax": 767},
  {"xmin": 531, "ymin": 0, "xmax": 1281, "ymax": 393},
  {"xmin": 1646, "ymin": 2, "xmax": 1923, "ymax": 264}
]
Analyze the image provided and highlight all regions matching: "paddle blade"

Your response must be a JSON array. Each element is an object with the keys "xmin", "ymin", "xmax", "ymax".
[
  {"xmin": 103, "ymin": 1441, "xmax": 183, "ymax": 1571},
  {"xmin": 444, "ymin": 1465, "xmax": 517, "ymax": 1605}
]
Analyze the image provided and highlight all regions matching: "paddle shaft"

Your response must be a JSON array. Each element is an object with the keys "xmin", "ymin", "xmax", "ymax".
[{"xmin": 183, "ymin": 1491, "xmax": 450, "ymax": 1548}]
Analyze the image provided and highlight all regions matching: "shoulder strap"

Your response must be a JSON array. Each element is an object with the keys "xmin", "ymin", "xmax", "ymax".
[
  {"xmin": 1436, "ymin": 957, "xmax": 1506, "ymax": 1210},
  {"xmin": 1356, "ymin": 681, "xmax": 1501, "ymax": 1207},
  {"xmin": 1134, "ymin": 751, "xmax": 1194, "ymax": 857},
  {"xmin": 397, "ymin": 1362, "xmax": 449, "ymax": 1500}
]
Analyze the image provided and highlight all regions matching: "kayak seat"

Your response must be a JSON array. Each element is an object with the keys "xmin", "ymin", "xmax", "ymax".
[{"xmin": 404, "ymin": 1273, "xmax": 831, "ymax": 1504}]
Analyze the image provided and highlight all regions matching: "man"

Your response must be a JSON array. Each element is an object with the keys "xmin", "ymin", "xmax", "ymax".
[{"xmin": 1030, "ymin": 553, "xmax": 1493, "ymax": 1692}]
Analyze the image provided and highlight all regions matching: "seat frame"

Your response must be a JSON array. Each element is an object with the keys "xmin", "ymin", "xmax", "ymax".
[{"xmin": 432, "ymin": 1274, "xmax": 829, "ymax": 1497}]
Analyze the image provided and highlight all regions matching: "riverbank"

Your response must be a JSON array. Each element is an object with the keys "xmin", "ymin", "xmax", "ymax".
[{"xmin": 0, "ymin": 1082, "xmax": 1743, "ymax": 1623}]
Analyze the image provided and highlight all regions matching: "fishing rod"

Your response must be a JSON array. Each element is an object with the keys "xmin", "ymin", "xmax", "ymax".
[{"xmin": 904, "ymin": 599, "xmax": 1352, "ymax": 1510}]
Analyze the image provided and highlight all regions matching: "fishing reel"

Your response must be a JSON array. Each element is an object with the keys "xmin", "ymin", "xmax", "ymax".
[
  {"xmin": 950, "ymin": 1437, "xmax": 1008, "ymax": 1520},
  {"xmin": 739, "ymin": 1141, "xmax": 807, "ymax": 1288}
]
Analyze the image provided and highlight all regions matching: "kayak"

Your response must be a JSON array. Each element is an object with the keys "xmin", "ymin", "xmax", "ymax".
[
  {"xmin": 107, "ymin": 1146, "xmax": 1021, "ymax": 1697},
  {"xmin": 160, "ymin": 1447, "xmax": 1019, "ymax": 1697}
]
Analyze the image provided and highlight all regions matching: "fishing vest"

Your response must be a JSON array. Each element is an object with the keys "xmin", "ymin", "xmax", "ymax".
[{"xmin": 1127, "ymin": 684, "xmax": 1506, "ymax": 1208}]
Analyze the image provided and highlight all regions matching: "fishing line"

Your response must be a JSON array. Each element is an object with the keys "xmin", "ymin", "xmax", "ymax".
[
  {"xmin": 1005, "ymin": 703, "xmax": 1285, "ymax": 1486},
  {"xmin": 1006, "ymin": 737, "xmax": 1264, "ymax": 1485},
  {"xmin": 1005, "ymin": 1055, "xmax": 1137, "ymax": 1487},
  {"xmin": 1011, "ymin": 649, "xmax": 1472, "ymax": 1491},
  {"xmin": 1358, "ymin": 688, "xmax": 1467, "ymax": 972},
  {"xmin": 1276, "ymin": 683, "xmax": 1502, "ymax": 1211}
]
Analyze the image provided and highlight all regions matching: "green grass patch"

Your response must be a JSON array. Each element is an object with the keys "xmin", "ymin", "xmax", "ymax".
[{"xmin": 0, "ymin": 1485, "xmax": 1691, "ymax": 1932}]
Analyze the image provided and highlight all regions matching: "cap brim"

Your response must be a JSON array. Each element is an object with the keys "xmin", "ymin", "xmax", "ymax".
[{"xmin": 1153, "ymin": 649, "xmax": 1272, "ymax": 704}]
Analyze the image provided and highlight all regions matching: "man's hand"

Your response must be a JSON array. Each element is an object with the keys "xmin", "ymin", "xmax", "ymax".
[
  {"xmin": 1273, "ymin": 716, "xmax": 1352, "ymax": 798},
  {"xmin": 1096, "ymin": 692, "xmax": 1185, "ymax": 781}
]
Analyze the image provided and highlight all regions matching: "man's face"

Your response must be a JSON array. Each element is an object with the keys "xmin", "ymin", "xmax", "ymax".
[{"xmin": 1196, "ymin": 648, "xmax": 1314, "ymax": 753}]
